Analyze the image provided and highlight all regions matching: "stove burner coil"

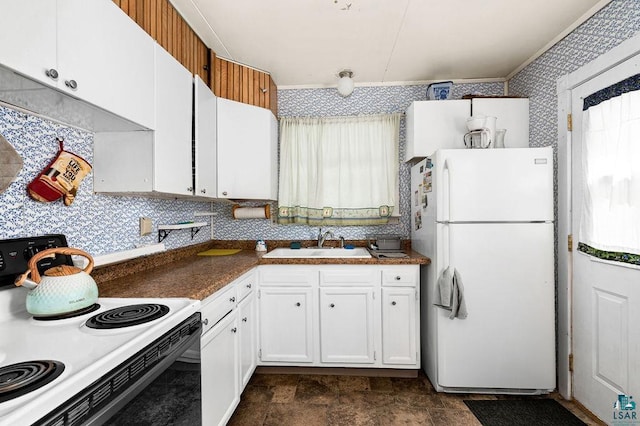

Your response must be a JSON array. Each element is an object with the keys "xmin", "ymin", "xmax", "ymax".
[
  {"xmin": 0, "ymin": 360, "xmax": 65, "ymax": 403},
  {"xmin": 33, "ymin": 303, "xmax": 101, "ymax": 321},
  {"xmin": 85, "ymin": 304, "xmax": 170, "ymax": 329}
]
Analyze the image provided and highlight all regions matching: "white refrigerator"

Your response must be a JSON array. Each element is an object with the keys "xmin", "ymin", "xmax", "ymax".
[{"xmin": 411, "ymin": 147, "xmax": 555, "ymax": 394}]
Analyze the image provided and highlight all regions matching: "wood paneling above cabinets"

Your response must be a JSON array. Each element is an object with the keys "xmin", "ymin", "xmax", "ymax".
[
  {"xmin": 113, "ymin": 0, "xmax": 209, "ymax": 83},
  {"xmin": 113, "ymin": 0, "xmax": 277, "ymax": 116},
  {"xmin": 213, "ymin": 56, "xmax": 278, "ymax": 117}
]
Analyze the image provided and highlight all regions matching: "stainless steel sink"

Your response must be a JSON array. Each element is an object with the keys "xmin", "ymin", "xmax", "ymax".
[{"xmin": 262, "ymin": 247, "xmax": 371, "ymax": 259}]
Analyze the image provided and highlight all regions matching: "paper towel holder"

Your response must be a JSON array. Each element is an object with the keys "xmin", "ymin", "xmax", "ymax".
[{"xmin": 231, "ymin": 204, "xmax": 271, "ymax": 220}]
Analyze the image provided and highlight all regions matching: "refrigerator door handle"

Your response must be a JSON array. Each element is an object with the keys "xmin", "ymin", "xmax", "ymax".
[{"xmin": 443, "ymin": 158, "xmax": 451, "ymax": 222}]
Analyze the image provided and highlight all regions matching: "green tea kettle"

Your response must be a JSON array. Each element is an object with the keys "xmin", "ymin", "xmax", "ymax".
[{"xmin": 15, "ymin": 247, "xmax": 99, "ymax": 317}]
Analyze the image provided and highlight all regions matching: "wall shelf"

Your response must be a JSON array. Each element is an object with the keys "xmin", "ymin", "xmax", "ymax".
[{"xmin": 157, "ymin": 222, "xmax": 208, "ymax": 243}]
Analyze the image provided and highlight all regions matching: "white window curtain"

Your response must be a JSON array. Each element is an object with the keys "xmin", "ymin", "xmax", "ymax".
[
  {"xmin": 580, "ymin": 87, "xmax": 640, "ymax": 256},
  {"xmin": 278, "ymin": 114, "xmax": 400, "ymax": 226}
]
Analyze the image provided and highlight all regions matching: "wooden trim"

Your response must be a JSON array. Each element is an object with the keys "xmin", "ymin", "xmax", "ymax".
[{"xmin": 114, "ymin": 0, "xmax": 276, "ymax": 102}]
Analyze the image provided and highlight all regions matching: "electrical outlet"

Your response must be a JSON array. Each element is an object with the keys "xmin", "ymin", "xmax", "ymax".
[{"xmin": 140, "ymin": 217, "xmax": 152, "ymax": 236}]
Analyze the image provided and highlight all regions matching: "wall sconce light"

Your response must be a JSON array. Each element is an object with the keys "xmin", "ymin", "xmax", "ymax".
[{"xmin": 337, "ymin": 70, "xmax": 354, "ymax": 97}]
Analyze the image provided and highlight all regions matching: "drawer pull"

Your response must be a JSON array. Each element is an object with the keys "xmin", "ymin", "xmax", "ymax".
[
  {"xmin": 202, "ymin": 318, "xmax": 209, "ymax": 325},
  {"xmin": 246, "ymin": 283, "xmax": 252, "ymax": 288},
  {"xmin": 329, "ymin": 303, "xmax": 335, "ymax": 308},
  {"xmin": 295, "ymin": 302, "xmax": 301, "ymax": 307},
  {"xmin": 230, "ymin": 296, "xmax": 236, "ymax": 303},
  {"xmin": 391, "ymin": 301, "xmax": 397, "ymax": 306},
  {"xmin": 65, "ymin": 79, "xmax": 78, "ymax": 90},
  {"xmin": 242, "ymin": 317, "xmax": 248, "ymax": 322},
  {"xmin": 231, "ymin": 327, "xmax": 237, "ymax": 333},
  {"xmin": 395, "ymin": 276, "xmax": 401, "ymax": 281}
]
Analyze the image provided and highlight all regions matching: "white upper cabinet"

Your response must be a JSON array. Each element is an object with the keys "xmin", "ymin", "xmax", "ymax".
[
  {"xmin": 404, "ymin": 98, "xmax": 530, "ymax": 161},
  {"xmin": 194, "ymin": 76, "xmax": 217, "ymax": 198},
  {"xmin": 93, "ymin": 44, "xmax": 193, "ymax": 197},
  {"xmin": 217, "ymin": 98, "xmax": 278, "ymax": 200},
  {"xmin": 0, "ymin": 0, "xmax": 155, "ymax": 129},
  {"xmin": 0, "ymin": 1, "xmax": 57, "ymax": 85},
  {"xmin": 405, "ymin": 100, "xmax": 471, "ymax": 161},
  {"xmin": 153, "ymin": 44, "xmax": 193, "ymax": 196}
]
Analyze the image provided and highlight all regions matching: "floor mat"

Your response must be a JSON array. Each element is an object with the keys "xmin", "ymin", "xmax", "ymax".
[{"xmin": 464, "ymin": 399, "xmax": 587, "ymax": 426}]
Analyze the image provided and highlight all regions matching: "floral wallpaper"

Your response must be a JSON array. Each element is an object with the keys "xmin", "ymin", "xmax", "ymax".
[{"xmin": 0, "ymin": 106, "xmax": 212, "ymax": 256}]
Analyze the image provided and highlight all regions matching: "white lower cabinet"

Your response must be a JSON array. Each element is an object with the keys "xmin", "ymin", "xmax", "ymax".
[
  {"xmin": 319, "ymin": 287, "xmax": 375, "ymax": 364},
  {"xmin": 238, "ymin": 291, "xmax": 256, "ymax": 388},
  {"xmin": 258, "ymin": 287, "xmax": 314, "ymax": 363},
  {"xmin": 382, "ymin": 287, "xmax": 418, "ymax": 365},
  {"xmin": 257, "ymin": 265, "xmax": 420, "ymax": 369},
  {"xmin": 201, "ymin": 312, "xmax": 239, "ymax": 426},
  {"xmin": 200, "ymin": 270, "xmax": 256, "ymax": 426}
]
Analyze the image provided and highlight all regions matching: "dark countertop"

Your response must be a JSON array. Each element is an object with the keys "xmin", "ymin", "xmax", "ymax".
[{"xmin": 96, "ymin": 241, "xmax": 430, "ymax": 301}]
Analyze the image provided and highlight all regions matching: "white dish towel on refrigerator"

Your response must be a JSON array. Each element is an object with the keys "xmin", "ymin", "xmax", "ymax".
[{"xmin": 434, "ymin": 266, "xmax": 468, "ymax": 319}]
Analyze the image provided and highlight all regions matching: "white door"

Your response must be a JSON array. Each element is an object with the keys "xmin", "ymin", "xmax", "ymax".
[
  {"xmin": 436, "ymin": 222, "xmax": 555, "ymax": 390},
  {"xmin": 194, "ymin": 75, "xmax": 217, "ymax": 198},
  {"xmin": 434, "ymin": 148, "xmax": 553, "ymax": 222},
  {"xmin": 569, "ymin": 51, "xmax": 640, "ymax": 423},
  {"xmin": 258, "ymin": 287, "xmax": 314, "ymax": 363},
  {"xmin": 381, "ymin": 287, "xmax": 417, "ymax": 365},
  {"xmin": 201, "ymin": 313, "xmax": 239, "ymax": 426},
  {"xmin": 319, "ymin": 287, "xmax": 375, "ymax": 364},
  {"xmin": 238, "ymin": 292, "xmax": 256, "ymax": 388}
]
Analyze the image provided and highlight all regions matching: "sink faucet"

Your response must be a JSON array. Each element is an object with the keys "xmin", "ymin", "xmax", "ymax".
[{"xmin": 317, "ymin": 228, "xmax": 335, "ymax": 248}]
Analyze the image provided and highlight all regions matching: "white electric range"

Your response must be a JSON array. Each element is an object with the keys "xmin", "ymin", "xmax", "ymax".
[{"xmin": 0, "ymin": 235, "xmax": 201, "ymax": 426}]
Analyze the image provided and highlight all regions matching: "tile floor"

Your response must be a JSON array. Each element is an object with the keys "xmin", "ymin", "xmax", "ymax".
[{"xmin": 228, "ymin": 371, "xmax": 605, "ymax": 426}]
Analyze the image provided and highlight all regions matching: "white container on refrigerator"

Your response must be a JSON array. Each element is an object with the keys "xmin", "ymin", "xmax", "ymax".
[
  {"xmin": 404, "ymin": 98, "xmax": 530, "ymax": 161},
  {"xmin": 411, "ymin": 147, "xmax": 555, "ymax": 394}
]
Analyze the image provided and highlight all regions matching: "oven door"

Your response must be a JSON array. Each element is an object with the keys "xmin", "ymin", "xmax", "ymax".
[{"xmin": 103, "ymin": 341, "xmax": 201, "ymax": 425}]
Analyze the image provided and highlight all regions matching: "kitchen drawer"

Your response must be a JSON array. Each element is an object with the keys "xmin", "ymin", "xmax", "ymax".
[
  {"xmin": 258, "ymin": 266, "xmax": 317, "ymax": 287},
  {"xmin": 319, "ymin": 269, "xmax": 377, "ymax": 287},
  {"xmin": 201, "ymin": 285, "xmax": 237, "ymax": 333},
  {"xmin": 382, "ymin": 268, "xmax": 418, "ymax": 287},
  {"xmin": 237, "ymin": 270, "xmax": 255, "ymax": 301}
]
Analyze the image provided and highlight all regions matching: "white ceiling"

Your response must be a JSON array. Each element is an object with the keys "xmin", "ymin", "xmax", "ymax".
[{"xmin": 170, "ymin": 0, "xmax": 610, "ymax": 88}]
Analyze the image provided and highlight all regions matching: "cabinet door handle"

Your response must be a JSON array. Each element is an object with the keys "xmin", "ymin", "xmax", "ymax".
[
  {"xmin": 295, "ymin": 302, "xmax": 301, "ymax": 307},
  {"xmin": 231, "ymin": 327, "xmax": 237, "ymax": 333},
  {"xmin": 230, "ymin": 296, "xmax": 236, "ymax": 303},
  {"xmin": 395, "ymin": 276, "xmax": 401, "ymax": 281},
  {"xmin": 200, "ymin": 188, "xmax": 206, "ymax": 194},
  {"xmin": 242, "ymin": 317, "xmax": 248, "ymax": 322},
  {"xmin": 246, "ymin": 283, "xmax": 252, "ymax": 288},
  {"xmin": 202, "ymin": 318, "xmax": 209, "ymax": 325},
  {"xmin": 222, "ymin": 191, "xmax": 228, "ymax": 196},
  {"xmin": 329, "ymin": 303, "xmax": 335, "ymax": 308},
  {"xmin": 391, "ymin": 301, "xmax": 397, "ymax": 306},
  {"xmin": 65, "ymin": 79, "xmax": 78, "ymax": 90},
  {"xmin": 45, "ymin": 68, "xmax": 58, "ymax": 80},
  {"xmin": 187, "ymin": 186, "xmax": 194, "ymax": 192}
]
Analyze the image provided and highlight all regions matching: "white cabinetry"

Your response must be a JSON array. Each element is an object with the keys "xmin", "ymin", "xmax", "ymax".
[
  {"xmin": 201, "ymin": 311, "xmax": 239, "ymax": 426},
  {"xmin": 404, "ymin": 98, "xmax": 530, "ymax": 161},
  {"xmin": 319, "ymin": 287, "xmax": 375, "ymax": 364},
  {"xmin": 405, "ymin": 100, "xmax": 470, "ymax": 161},
  {"xmin": 258, "ymin": 267, "xmax": 316, "ymax": 363},
  {"xmin": 381, "ymin": 268, "xmax": 418, "ymax": 365},
  {"xmin": 0, "ymin": 0, "xmax": 155, "ymax": 129},
  {"xmin": 319, "ymin": 268, "xmax": 376, "ymax": 364},
  {"xmin": 257, "ymin": 265, "xmax": 420, "ymax": 369},
  {"xmin": 200, "ymin": 270, "xmax": 256, "ymax": 426},
  {"xmin": 194, "ymin": 76, "xmax": 217, "ymax": 198},
  {"xmin": 93, "ymin": 44, "xmax": 193, "ymax": 197},
  {"xmin": 216, "ymin": 98, "xmax": 278, "ymax": 200}
]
